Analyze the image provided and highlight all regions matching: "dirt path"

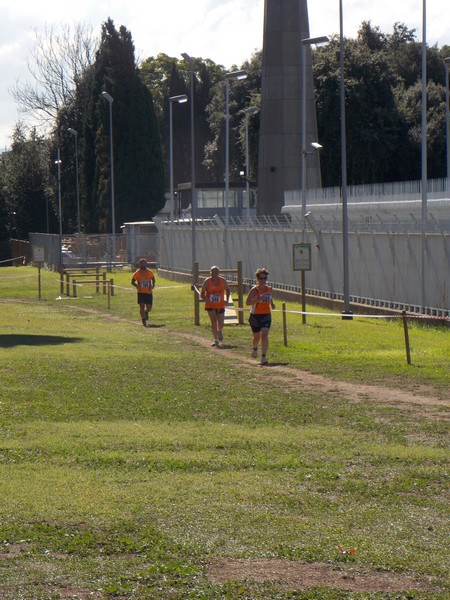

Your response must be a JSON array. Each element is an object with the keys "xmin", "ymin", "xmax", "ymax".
[
  {"xmin": 173, "ymin": 329, "xmax": 448, "ymax": 409},
  {"xmin": 70, "ymin": 305, "xmax": 449, "ymax": 410}
]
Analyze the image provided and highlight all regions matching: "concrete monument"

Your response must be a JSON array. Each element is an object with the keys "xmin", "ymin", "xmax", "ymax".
[{"xmin": 257, "ymin": 0, "xmax": 322, "ymax": 215}]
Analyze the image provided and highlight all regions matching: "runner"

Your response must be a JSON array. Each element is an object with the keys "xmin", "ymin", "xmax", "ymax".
[
  {"xmin": 131, "ymin": 258, "xmax": 155, "ymax": 327},
  {"xmin": 246, "ymin": 267, "xmax": 275, "ymax": 365},
  {"xmin": 201, "ymin": 265, "xmax": 231, "ymax": 347}
]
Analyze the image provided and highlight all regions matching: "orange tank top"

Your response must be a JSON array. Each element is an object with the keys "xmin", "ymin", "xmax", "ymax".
[
  {"xmin": 251, "ymin": 286, "xmax": 272, "ymax": 315},
  {"xmin": 204, "ymin": 278, "xmax": 226, "ymax": 309}
]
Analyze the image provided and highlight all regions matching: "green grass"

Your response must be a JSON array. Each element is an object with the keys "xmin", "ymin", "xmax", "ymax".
[{"xmin": 0, "ymin": 266, "xmax": 448, "ymax": 598}]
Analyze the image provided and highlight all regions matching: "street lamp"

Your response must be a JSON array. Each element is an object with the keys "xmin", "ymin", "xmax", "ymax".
[
  {"xmin": 244, "ymin": 106, "xmax": 259, "ymax": 220},
  {"xmin": 169, "ymin": 95, "xmax": 188, "ymax": 221},
  {"xmin": 338, "ymin": 0, "xmax": 351, "ymax": 318},
  {"xmin": 101, "ymin": 91, "xmax": 116, "ymax": 266},
  {"xmin": 181, "ymin": 53, "xmax": 197, "ymax": 265},
  {"xmin": 225, "ymin": 70, "xmax": 247, "ymax": 224},
  {"xmin": 444, "ymin": 57, "xmax": 450, "ymax": 191},
  {"xmin": 421, "ymin": 0, "xmax": 427, "ymax": 310},
  {"xmin": 301, "ymin": 35, "xmax": 329, "ymax": 224},
  {"xmin": 55, "ymin": 149, "xmax": 62, "ymax": 267},
  {"xmin": 67, "ymin": 128, "xmax": 80, "ymax": 235}
]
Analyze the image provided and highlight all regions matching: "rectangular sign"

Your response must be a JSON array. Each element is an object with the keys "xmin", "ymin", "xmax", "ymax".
[
  {"xmin": 32, "ymin": 245, "xmax": 45, "ymax": 263},
  {"xmin": 292, "ymin": 243, "xmax": 311, "ymax": 271}
]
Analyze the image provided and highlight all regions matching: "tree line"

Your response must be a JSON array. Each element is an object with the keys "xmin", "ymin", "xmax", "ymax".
[{"xmin": 0, "ymin": 18, "xmax": 449, "ymax": 242}]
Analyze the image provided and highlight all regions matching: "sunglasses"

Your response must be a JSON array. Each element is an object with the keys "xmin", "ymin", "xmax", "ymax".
[{"xmin": 258, "ymin": 276, "xmax": 267, "ymax": 280}]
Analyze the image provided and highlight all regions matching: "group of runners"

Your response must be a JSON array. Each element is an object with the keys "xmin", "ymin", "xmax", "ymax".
[{"xmin": 131, "ymin": 260, "xmax": 275, "ymax": 365}]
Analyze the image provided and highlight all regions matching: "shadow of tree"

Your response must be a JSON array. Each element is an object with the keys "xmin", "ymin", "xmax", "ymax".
[{"xmin": 0, "ymin": 335, "xmax": 83, "ymax": 348}]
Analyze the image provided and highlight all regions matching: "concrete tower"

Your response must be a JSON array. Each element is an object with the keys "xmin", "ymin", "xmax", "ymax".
[{"xmin": 257, "ymin": 0, "xmax": 322, "ymax": 215}]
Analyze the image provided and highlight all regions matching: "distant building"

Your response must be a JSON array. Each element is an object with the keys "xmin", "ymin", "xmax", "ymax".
[{"xmin": 158, "ymin": 182, "xmax": 257, "ymax": 221}]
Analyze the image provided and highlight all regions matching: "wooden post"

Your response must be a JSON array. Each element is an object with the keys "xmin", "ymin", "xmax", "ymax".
[
  {"xmin": 193, "ymin": 262, "xmax": 200, "ymax": 326},
  {"xmin": 110, "ymin": 278, "xmax": 115, "ymax": 296},
  {"xmin": 237, "ymin": 260, "xmax": 244, "ymax": 325},
  {"xmin": 60, "ymin": 269, "xmax": 64, "ymax": 295},
  {"xmin": 102, "ymin": 272, "xmax": 107, "ymax": 294},
  {"xmin": 66, "ymin": 271, "xmax": 71, "ymax": 297},
  {"xmin": 73, "ymin": 280, "xmax": 77, "ymax": 298},
  {"xmin": 282, "ymin": 302, "xmax": 288, "ymax": 347},
  {"xmin": 301, "ymin": 270, "xmax": 306, "ymax": 325},
  {"xmin": 402, "ymin": 311, "xmax": 412, "ymax": 365},
  {"xmin": 107, "ymin": 280, "xmax": 111, "ymax": 309},
  {"xmin": 38, "ymin": 264, "xmax": 42, "ymax": 300},
  {"xmin": 95, "ymin": 270, "xmax": 100, "ymax": 294}
]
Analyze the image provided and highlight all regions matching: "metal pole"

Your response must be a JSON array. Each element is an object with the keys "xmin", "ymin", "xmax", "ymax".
[
  {"xmin": 245, "ymin": 109, "xmax": 250, "ymax": 221},
  {"xmin": 109, "ymin": 100, "xmax": 115, "ymax": 264},
  {"xmin": 301, "ymin": 36, "xmax": 329, "ymax": 228},
  {"xmin": 445, "ymin": 57, "xmax": 450, "ymax": 192},
  {"xmin": 169, "ymin": 101, "xmax": 174, "ymax": 221},
  {"xmin": 421, "ymin": 0, "xmax": 427, "ymax": 311},
  {"xmin": 56, "ymin": 148, "xmax": 62, "ymax": 268},
  {"xmin": 301, "ymin": 42, "xmax": 307, "ymax": 226},
  {"xmin": 101, "ymin": 92, "xmax": 116, "ymax": 266},
  {"xmin": 244, "ymin": 107, "xmax": 259, "ymax": 221},
  {"xmin": 225, "ymin": 76, "xmax": 230, "ymax": 225},
  {"xmin": 182, "ymin": 53, "xmax": 197, "ymax": 265},
  {"xmin": 339, "ymin": 0, "xmax": 351, "ymax": 318},
  {"xmin": 68, "ymin": 128, "xmax": 81, "ymax": 235},
  {"xmin": 225, "ymin": 70, "xmax": 248, "ymax": 226}
]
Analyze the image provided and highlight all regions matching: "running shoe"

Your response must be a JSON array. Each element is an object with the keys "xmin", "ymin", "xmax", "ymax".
[
  {"xmin": 260, "ymin": 356, "xmax": 268, "ymax": 365},
  {"xmin": 142, "ymin": 319, "xmax": 147, "ymax": 327},
  {"xmin": 217, "ymin": 330, "xmax": 223, "ymax": 341},
  {"xmin": 251, "ymin": 348, "xmax": 258, "ymax": 358},
  {"xmin": 212, "ymin": 339, "xmax": 219, "ymax": 347}
]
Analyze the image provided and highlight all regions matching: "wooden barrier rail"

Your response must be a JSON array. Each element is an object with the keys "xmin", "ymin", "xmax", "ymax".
[{"xmin": 60, "ymin": 267, "xmax": 108, "ymax": 296}]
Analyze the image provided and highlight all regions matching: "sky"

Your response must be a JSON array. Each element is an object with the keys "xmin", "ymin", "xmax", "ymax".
[{"xmin": 0, "ymin": 0, "xmax": 449, "ymax": 150}]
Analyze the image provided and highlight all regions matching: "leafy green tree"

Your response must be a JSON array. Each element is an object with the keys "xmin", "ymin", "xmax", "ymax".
[
  {"xmin": 2, "ymin": 124, "xmax": 53, "ymax": 239},
  {"xmin": 80, "ymin": 19, "xmax": 164, "ymax": 232},
  {"xmin": 314, "ymin": 22, "xmax": 448, "ymax": 186}
]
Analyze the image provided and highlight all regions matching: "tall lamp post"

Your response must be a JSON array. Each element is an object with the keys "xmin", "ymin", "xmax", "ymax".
[
  {"xmin": 225, "ymin": 70, "xmax": 247, "ymax": 224},
  {"xmin": 55, "ymin": 149, "xmax": 62, "ymax": 268},
  {"xmin": 244, "ymin": 106, "xmax": 259, "ymax": 221},
  {"xmin": 301, "ymin": 35, "xmax": 329, "ymax": 224},
  {"xmin": 67, "ymin": 128, "xmax": 81, "ymax": 235},
  {"xmin": 169, "ymin": 94, "xmax": 188, "ymax": 270},
  {"xmin": 444, "ymin": 57, "xmax": 450, "ymax": 192},
  {"xmin": 169, "ymin": 95, "xmax": 188, "ymax": 220},
  {"xmin": 421, "ymin": 0, "xmax": 427, "ymax": 310},
  {"xmin": 339, "ymin": 0, "xmax": 351, "ymax": 318},
  {"xmin": 101, "ymin": 91, "xmax": 116, "ymax": 266},
  {"xmin": 181, "ymin": 53, "xmax": 197, "ymax": 265}
]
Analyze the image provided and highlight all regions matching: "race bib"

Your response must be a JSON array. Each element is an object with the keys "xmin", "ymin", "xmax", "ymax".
[
  {"xmin": 261, "ymin": 294, "xmax": 271, "ymax": 303},
  {"xmin": 141, "ymin": 280, "xmax": 150, "ymax": 288},
  {"xmin": 209, "ymin": 294, "xmax": 220, "ymax": 303}
]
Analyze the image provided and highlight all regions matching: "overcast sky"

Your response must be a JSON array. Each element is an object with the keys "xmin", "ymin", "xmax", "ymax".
[{"xmin": 0, "ymin": 0, "xmax": 449, "ymax": 150}]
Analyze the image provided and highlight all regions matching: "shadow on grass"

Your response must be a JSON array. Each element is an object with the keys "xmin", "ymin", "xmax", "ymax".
[{"xmin": 0, "ymin": 334, "xmax": 83, "ymax": 348}]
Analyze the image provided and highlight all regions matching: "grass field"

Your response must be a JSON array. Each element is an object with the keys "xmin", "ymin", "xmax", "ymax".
[{"xmin": 0, "ymin": 266, "xmax": 448, "ymax": 599}]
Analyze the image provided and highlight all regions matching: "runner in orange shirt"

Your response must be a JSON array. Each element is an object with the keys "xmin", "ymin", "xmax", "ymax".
[
  {"xmin": 131, "ymin": 258, "xmax": 155, "ymax": 327},
  {"xmin": 201, "ymin": 265, "xmax": 230, "ymax": 347},
  {"xmin": 246, "ymin": 267, "xmax": 275, "ymax": 365}
]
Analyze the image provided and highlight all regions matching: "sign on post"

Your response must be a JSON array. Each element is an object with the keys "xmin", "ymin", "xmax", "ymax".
[
  {"xmin": 292, "ymin": 243, "xmax": 312, "ymax": 325},
  {"xmin": 32, "ymin": 245, "xmax": 45, "ymax": 300},
  {"xmin": 292, "ymin": 243, "xmax": 311, "ymax": 271},
  {"xmin": 32, "ymin": 245, "xmax": 45, "ymax": 263}
]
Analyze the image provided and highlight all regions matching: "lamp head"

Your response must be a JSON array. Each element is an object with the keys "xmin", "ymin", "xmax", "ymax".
[
  {"xmin": 227, "ymin": 70, "xmax": 248, "ymax": 81},
  {"xmin": 170, "ymin": 94, "xmax": 188, "ymax": 104},
  {"xmin": 101, "ymin": 91, "xmax": 113, "ymax": 103}
]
